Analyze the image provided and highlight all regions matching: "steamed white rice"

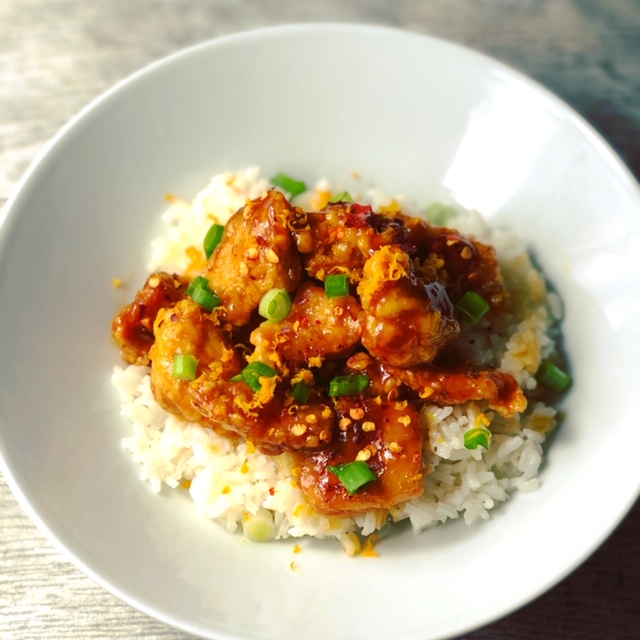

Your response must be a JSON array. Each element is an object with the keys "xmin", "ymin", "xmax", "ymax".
[{"xmin": 112, "ymin": 167, "xmax": 561, "ymax": 552}]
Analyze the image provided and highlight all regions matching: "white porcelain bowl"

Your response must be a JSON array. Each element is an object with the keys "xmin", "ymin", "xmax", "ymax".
[{"xmin": 1, "ymin": 24, "xmax": 639, "ymax": 640}]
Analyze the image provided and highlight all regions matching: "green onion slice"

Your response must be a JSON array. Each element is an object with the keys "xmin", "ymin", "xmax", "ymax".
[
  {"xmin": 230, "ymin": 361, "xmax": 278, "ymax": 393},
  {"xmin": 189, "ymin": 284, "xmax": 221, "ymax": 313},
  {"xmin": 271, "ymin": 172, "xmax": 307, "ymax": 198},
  {"xmin": 464, "ymin": 427, "xmax": 492, "ymax": 451},
  {"xmin": 456, "ymin": 291, "xmax": 490, "ymax": 325},
  {"xmin": 185, "ymin": 275, "xmax": 209, "ymax": 297},
  {"xmin": 173, "ymin": 354, "xmax": 198, "ymax": 381},
  {"xmin": 291, "ymin": 381, "xmax": 311, "ymax": 404},
  {"xmin": 538, "ymin": 361, "xmax": 572, "ymax": 392},
  {"xmin": 328, "ymin": 461, "xmax": 377, "ymax": 495},
  {"xmin": 329, "ymin": 191, "xmax": 354, "ymax": 203},
  {"xmin": 425, "ymin": 203, "xmax": 456, "ymax": 226},
  {"xmin": 204, "ymin": 223, "xmax": 225, "ymax": 259},
  {"xmin": 328, "ymin": 374, "xmax": 369, "ymax": 397},
  {"xmin": 258, "ymin": 288, "xmax": 292, "ymax": 322},
  {"xmin": 242, "ymin": 507, "xmax": 275, "ymax": 542},
  {"xmin": 324, "ymin": 273, "xmax": 349, "ymax": 299}
]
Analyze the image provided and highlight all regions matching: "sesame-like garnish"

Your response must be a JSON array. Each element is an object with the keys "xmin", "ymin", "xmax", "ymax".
[
  {"xmin": 148, "ymin": 276, "xmax": 160, "ymax": 288},
  {"xmin": 265, "ymin": 248, "xmax": 280, "ymax": 264},
  {"xmin": 308, "ymin": 356, "xmax": 324, "ymax": 368},
  {"xmin": 346, "ymin": 352, "xmax": 372, "ymax": 371},
  {"xmin": 388, "ymin": 442, "xmax": 403, "ymax": 454},
  {"xmin": 291, "ymin": 423, "xmax": 307, "ymax": 436},
  {"xmin": 356, "ymin": 447, "xmax": 372, "ymax": 462},
  {"xmin": 245, "ymin": 246, "xmax": 259, "ymax": 259},
  {"xmin": 238, "ymin": 261, "xmax": 249, "ymax": 276},
  {"xmin": 461, "ymin": 246, "xmax": 473, "ymax": 259}
]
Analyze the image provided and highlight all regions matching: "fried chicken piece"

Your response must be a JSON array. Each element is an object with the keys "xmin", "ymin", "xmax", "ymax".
[
  {"xmin": 401, "ymin": 214, "xmax": 506, "ymax": 306},
  {"xmin": 203, "ymin": 190, "xmax": 302, "ymax": 326},
  {"xmin": 299, "ymin": 397, "xmax": 424, "ymax": 516},
  {"xmin": 111, "ymin": 271, "xmax": 189, "ymax": 365},
  {"xmin": 357, "ymin": 246, "xmax": 459, "ymax": 367},
  {"xmin": 384, "ymin": 364, "xmax": 527, "ymax": 417},
  {"xmin": 150, "ymin": 299, "xmax": 335, "ymax": 455},
  {"xmin": 293, "ymin": 201, "xmax": 408, "ymax": 282},
  {"xmin": 190, "ymin": 380, "xmax": 335, "ymax": 456},
  {"xmin": 149, "ymin": 299, "xmax": 241, "ymax": 437},
  {"xmin": 249, "ymin": 281, "xmax": 363, "ymax": 372}
]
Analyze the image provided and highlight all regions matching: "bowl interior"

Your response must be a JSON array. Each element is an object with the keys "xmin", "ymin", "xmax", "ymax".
[{"xmin": 1, "ymin": 24, "xmax": 639, "ymax": 640}]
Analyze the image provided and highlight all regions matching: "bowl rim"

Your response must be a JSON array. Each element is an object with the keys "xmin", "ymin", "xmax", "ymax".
[{"xmin": 1, "ymin": 21, "xmax": 639, "ymax": 640}]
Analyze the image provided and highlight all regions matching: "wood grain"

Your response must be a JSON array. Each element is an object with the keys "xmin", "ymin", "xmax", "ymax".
[{"xmin": 1, "ymin": 1, "xmax": 639, "ymax": 638}]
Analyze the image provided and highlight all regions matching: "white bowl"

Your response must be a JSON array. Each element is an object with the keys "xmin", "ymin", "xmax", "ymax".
[{"xmin": 1, "ymin": 23, "xmax": 639, "ymax": 640}]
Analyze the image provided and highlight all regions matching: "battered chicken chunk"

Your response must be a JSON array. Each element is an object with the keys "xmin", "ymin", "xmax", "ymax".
[
  {"xmin": 111, "ymin": 271, "xmax": 189, "ymax": 365},
  {"xmin": 401, "ymin": 214, "xmax": 506, "ymax": 306},
  {"xmin": 204, "ymin": 190, "xmax": 302, "ymax": 325},
  {"xmin": 149, "ymin": 299, "xmax": 241, "ymax": 434},
  {"xmin": 150, "ymin": 299, "xmax": 335, "ymax": 455},
  {"xmin": 299, "ymin": 397, "xmax": 424, "ymax": 516},
  {"xmin": 384, "ymin": 364, "xmax": 527, "ymax": 417},
  {"xmin": 358, "ymin": 246, "xmax": 459, "ymax": 367},
  {"xmin": 249, "ymin": 281, "xmax": 363, "ymax": 372},
  {"xmin": 293, "ymin": 201, "xmax": 407, "ymax": 282}
]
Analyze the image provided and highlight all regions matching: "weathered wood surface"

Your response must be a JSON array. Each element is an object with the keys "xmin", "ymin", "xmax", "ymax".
[{"xmin": 1, "ymin": 1, "xmax": 639, "ymax": 638}]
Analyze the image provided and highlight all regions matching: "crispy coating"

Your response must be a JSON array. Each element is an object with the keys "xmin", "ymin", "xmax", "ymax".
[
  {"xmin": 384, "ymin": 364, "xmax": 527, "ymax": 417},
  {"xmin": 401, "ymin": 214, "xmax": 506, "ymax": 306},
  {"xmin": 149, "ymin": 299, "xmax": 241, "ymax": 435},
  {"xmin": 150, "ymin": 300, "xmax": 335, "ymax": 454},
  {"xmin": 111, "ymin": 272, "xmax": 189, "ymax": 365},
  {"xmin": 249, "ymin": 281, "xmax": 363, "ymax": 371},
  {"xmin": 293, "ymin": 202, "xmax": 406, "ymax": 282},
  {"xmin": 203, "ymin": 190, "xmax": 301, "ymax": 325},
  {"xmin": 358, "ymin": 246, "xmax": 459, "ymax": 367},
  {"xmin": 299, "ymin": 397, "xmax": 424, "ymax": 516}
]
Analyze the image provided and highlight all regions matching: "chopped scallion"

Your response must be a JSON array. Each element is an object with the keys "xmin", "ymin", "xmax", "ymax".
[
  {"xmin": 231, "ymin": 361, "xmax": 278, "ymax": 393},
  {"xmin": 271, "ymin": 172, "xmax": 307, "ymax": 198},
  {"xmin": 456, "ymin": 291, "xmax": 490, "ymax": 325},
  {"xmin": 538, "ymin": 361, "xmax": 572, "ymax": 392},
  {"xmin": 185, "ymin": 275, "xmax": 209, "ymax": 297},
  {"xmin": 328, "ymin": 461, "xmax": 377, "ymax": 495},
  {"xmin": 258, "ymin": 288, "xmax": 292, "ymax": 322},
  {"xmin": 328, "ymin": 374, "xmax": 369, "ymax": 397},
  {"xmin": 324, "ymin": 273, "xmax": 349, "ymax": 299},
  {"xmin": 242, "ymin": 507, "xmax": 275, "ymax": 542},
  {"xmin": 329, "ymin": 191, "xmax": 354, "ymax": 203},
  {"xmin": 189, "ymin": 283, "xmax": 221, "ymax": 312},
  {"xmin": 173, "ymin": 354, "xmax": 198, "ymax": 381},
  {"xmin": 464, "ymin": 427, "xmax": 492, "ymax": 451},
  {"xmin": 291, "ymin": 381, "xmax": 311, "ymax": 404},
  {"xmin": 425, "ymin": 203, "xmax": 456, "ymax": 226},
  {"xmin": 204, "ymin": 223, "xmax": 225, "ymax": 259}
]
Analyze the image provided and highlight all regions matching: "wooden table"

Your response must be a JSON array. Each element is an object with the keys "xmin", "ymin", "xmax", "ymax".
[{"xmin": 1, "ymin": 1, "xmax": 639, "ymax": 638}]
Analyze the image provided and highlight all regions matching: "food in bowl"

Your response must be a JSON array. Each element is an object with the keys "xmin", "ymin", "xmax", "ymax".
[{"xmin": 111, "ymin": 167, "xmax": 569, "ymax": 553}]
